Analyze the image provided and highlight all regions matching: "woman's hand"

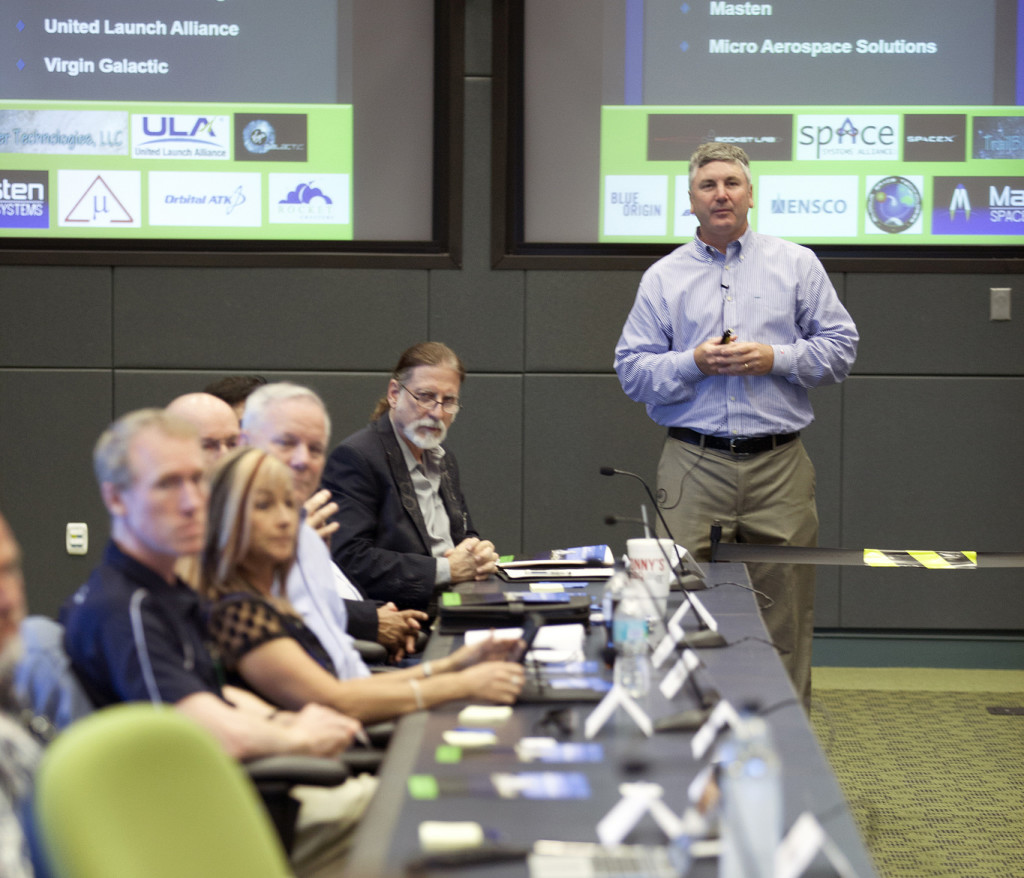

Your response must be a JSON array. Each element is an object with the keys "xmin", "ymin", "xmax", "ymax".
[
  {"xmin": 458, "ymin": 661, "xmax": 525, "ymax": 704},
  {"xmin": 447, "ymin": 632, "xmax": 524, "ymax": 671}
]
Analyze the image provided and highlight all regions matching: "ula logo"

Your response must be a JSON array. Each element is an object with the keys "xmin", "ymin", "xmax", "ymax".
[{"xmin": 142, "ymin": 117, "xmax": 218, "ymax": 139}]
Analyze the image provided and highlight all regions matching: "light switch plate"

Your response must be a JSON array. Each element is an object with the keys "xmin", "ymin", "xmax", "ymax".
[
  {"xmin": 990, "ymin": 287, "xmax": 1011, "ymax": 321},
  {"xmin": 66, "ymin": 522, "xmax": 88, "ymax": 555}
]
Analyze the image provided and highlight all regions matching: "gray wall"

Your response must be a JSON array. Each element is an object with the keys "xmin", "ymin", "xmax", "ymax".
[{"xmin": 1, "ymin": 1, "xmax": 1021, "ymax": 665}]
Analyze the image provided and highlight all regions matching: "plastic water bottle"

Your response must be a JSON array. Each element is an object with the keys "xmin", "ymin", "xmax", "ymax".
[
  {"xmin": 600, "ymin": 568, "xmax": 625, "ymax": 671},
  {"xmin": 611, "ymin": 572, "xmax": 651, "ymax": 697},
  {"xmin": 718, "ymin": 712, "xmax": 782, "ymax": 878}
]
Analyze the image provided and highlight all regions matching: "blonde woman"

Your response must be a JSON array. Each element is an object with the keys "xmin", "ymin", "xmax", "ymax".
[{"xmin": 199, "ymin": 448, "xmax": 524, "ymax": 724}]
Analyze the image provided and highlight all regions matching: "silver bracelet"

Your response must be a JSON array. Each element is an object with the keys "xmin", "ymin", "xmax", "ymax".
[
  {"xmin": 408, "ymin": 678, "xmax": 425, "ymax": 711},
  {"xmin": 422, "ymin": 661, "xmax": 434, "ymax": 678}
]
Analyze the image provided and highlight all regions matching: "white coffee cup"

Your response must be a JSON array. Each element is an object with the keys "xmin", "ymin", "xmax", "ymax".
[{"xmin": 626, "ymin": 537, "xmax": 677, "ymax": 619}]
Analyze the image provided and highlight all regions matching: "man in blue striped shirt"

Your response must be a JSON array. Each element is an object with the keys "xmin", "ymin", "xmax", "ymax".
[{"xmin": 614, "ymin": 143, "xmax": 858, "ymax": 707}]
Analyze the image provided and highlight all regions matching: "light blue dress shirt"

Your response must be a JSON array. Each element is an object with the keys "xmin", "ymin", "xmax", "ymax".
[
  {"xmin": 615, "ymin": 228, "xmax": 858, "ymax": 437},
  {"xmin": 283, "ymin": 520, "xmax": 370, "ymax": 680}
]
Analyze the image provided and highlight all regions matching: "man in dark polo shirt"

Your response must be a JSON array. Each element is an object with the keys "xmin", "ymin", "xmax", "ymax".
[{"xmin": 61, "ymin": 409, "xmax": 375, "ymax": 877}]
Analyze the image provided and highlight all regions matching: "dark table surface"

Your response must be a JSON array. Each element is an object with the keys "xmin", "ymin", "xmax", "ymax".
[{"xmin": 345, "ymin": 562, "xmax": 879, "ymax": 878}]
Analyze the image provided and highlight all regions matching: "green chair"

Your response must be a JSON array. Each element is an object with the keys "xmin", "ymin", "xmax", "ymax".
[{"xmin": 34, "ymin": 703, "xmax": 293, "ymax": 878}]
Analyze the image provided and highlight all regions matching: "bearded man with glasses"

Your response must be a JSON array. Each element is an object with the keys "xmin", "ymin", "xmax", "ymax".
[{"xmin": 322, "ymin": 342, "xmax": 498, "ymax": 614}]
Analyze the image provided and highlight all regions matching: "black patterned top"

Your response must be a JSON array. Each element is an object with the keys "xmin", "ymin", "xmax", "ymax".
[{"xmin": 206, "ymin": 593, "xmax": 337, "ymax": 679}]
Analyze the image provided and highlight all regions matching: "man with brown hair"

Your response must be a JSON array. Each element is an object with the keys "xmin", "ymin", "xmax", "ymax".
[{"xmin": 323, "ymin": 342, "xmax": 498, "ymax": 613}]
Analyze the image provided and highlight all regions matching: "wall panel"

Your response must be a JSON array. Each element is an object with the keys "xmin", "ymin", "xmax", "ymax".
[
  {"xmin": 840, "ymin": 376, "xmax": 1024, "ymax": 629},
  {"xmin": 846, "ymin": 273, "xmax": 1023, "ymax": 376},
  {"xmin": 112, "ymin": 266, "xmax": 429, "ymax": 370},
  {"xmin": 0, "ymin": 266, "xmax": 112, "ymax": 368},
  {"xmin": 0, "ymin": 369, "xmax": 112, "ymax": 616}
]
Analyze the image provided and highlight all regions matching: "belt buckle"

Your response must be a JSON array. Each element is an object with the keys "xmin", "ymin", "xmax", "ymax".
[{"xmin": 729, "ymin": 435, "xmax": 754, "ymax": 457}]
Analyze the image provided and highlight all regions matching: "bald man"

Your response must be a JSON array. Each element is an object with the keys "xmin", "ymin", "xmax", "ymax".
[{"xmin": 165, "ymin": 392, "xmax": 241, "ymax": 471}]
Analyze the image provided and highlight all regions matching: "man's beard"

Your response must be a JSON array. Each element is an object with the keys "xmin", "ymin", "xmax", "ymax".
[{"xmin": 402, "ymin": 416, "xmax": 448, "ymax": 451}]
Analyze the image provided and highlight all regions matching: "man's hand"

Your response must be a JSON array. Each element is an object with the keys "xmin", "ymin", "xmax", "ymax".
[
  {"xmin": 445, "ymin": 537, "xmax": 499, "ymax": 583},
  {"xmin": 303, "ymin": 488, "xmax": 339, "ymax": 545},
  {"xmin": 695, "ymin": 336, "xmax": 774, "ymax": 377},
  {"xmin": 278, "ymin": 703, "xmax": 363, "ymax": 757},
  {"xmin": 376, "ymin": 602, "xmax": 428, "ymax": 661}
]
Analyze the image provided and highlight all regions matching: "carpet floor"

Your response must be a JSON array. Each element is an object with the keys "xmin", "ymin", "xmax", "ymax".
[{"xmin": 811, "ymin": 670, "xmax": 1024, "ymax": 878}]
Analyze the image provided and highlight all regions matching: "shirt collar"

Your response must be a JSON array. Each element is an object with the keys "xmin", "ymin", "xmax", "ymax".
[
  {"xmin": 105, "ymin": 540, "xmax": 193, "ymax": 595},
  {"xmin": 692, "ymin": 225, "xmax": 754, "ymax": 262}
]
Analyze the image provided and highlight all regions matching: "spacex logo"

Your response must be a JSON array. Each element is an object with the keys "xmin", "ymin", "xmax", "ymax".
[{"xmin": 948, "ymin": 184, "xmax": 971, "ymax": 221}]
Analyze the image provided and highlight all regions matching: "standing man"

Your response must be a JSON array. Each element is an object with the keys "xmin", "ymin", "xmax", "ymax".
[
  {"xmin": 614, "ymin": 143, "xmax": 858, "ymax": 706},
  {"xmin": 323, "ymin": 342, "xmax": 498, "ymax": 614},
  {"xmin": 241, "ymin": 383, "xmax": 426, "ymax": 665}
]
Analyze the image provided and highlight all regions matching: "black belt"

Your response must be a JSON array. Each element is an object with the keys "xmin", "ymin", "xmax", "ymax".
[{"xmin": 668, "ymin": 427, "xmax": 799, "ymax": 456}]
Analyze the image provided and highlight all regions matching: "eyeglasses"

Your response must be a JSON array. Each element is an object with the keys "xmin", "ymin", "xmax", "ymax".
[{"xmin": 398, "ymin": 382, "xmax": 461, "ymax": 414}]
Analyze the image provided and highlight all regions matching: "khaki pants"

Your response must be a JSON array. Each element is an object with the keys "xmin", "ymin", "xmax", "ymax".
[
  {"xmin": 289, "ymin": 773, "xmax": 378, "ymax": 878},
  {"xmin": 657, "ymin": 436, "xmax": 818, "ymax": 708}
]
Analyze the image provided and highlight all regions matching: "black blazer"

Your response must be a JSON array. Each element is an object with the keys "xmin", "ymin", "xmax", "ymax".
[{"xmin": 322, "ymin": 416, "xmax": 476, "ymax": 612}]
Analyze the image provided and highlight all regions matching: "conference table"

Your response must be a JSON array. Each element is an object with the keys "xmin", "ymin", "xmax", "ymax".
[{"xmin": 346, "ymin": 562, "xmax": 879, "ymax": 878}]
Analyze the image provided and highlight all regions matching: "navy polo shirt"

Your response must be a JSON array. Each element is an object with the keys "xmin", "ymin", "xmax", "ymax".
[{"xmin": 61, "ymin": 541, "xmax": 222, "ymax": 707}]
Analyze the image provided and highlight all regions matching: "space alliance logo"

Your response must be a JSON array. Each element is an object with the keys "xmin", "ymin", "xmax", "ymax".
[{"xmin": 796, "ymin": 114, "xmax": 899, "ymax": 161}]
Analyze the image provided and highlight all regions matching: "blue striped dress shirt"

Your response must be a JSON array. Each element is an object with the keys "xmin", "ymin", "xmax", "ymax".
[{"xmin": 615, "ymin": 228, "xmax": 858, "ymax": 437}]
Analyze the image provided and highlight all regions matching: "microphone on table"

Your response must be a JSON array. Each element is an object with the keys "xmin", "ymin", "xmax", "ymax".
[
  {"xmin": 601, "ymin": 466, "xmax": 724, "ymax": 648},
  {"xmin": 600, "ymin": 467, "xmax": 707, "ymax": 588},
  {"xmin": 602, "ymin": 468, "xmax": 725, "ymax": 731}
]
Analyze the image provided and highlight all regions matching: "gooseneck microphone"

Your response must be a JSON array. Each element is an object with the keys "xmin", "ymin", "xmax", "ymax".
[
  {"xmin": 602, "ymin": 467, "xmax": 726, "ymax": 730},
  {"xmin": 599, "ymin": 467, "xmax": 679, "ymax": 560},
  {"xmin": 601, "ymin": 466, "xmax": 726, "ymax": 650}
]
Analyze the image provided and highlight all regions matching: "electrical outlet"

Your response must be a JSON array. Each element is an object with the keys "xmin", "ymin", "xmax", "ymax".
[
  {"xmin": 66, "ymin": 522, "xmax": 88, "ymax": 555},
  {"xmin": 990, "ymin": 287, "xmax": 1011, "ymax": 321}
]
